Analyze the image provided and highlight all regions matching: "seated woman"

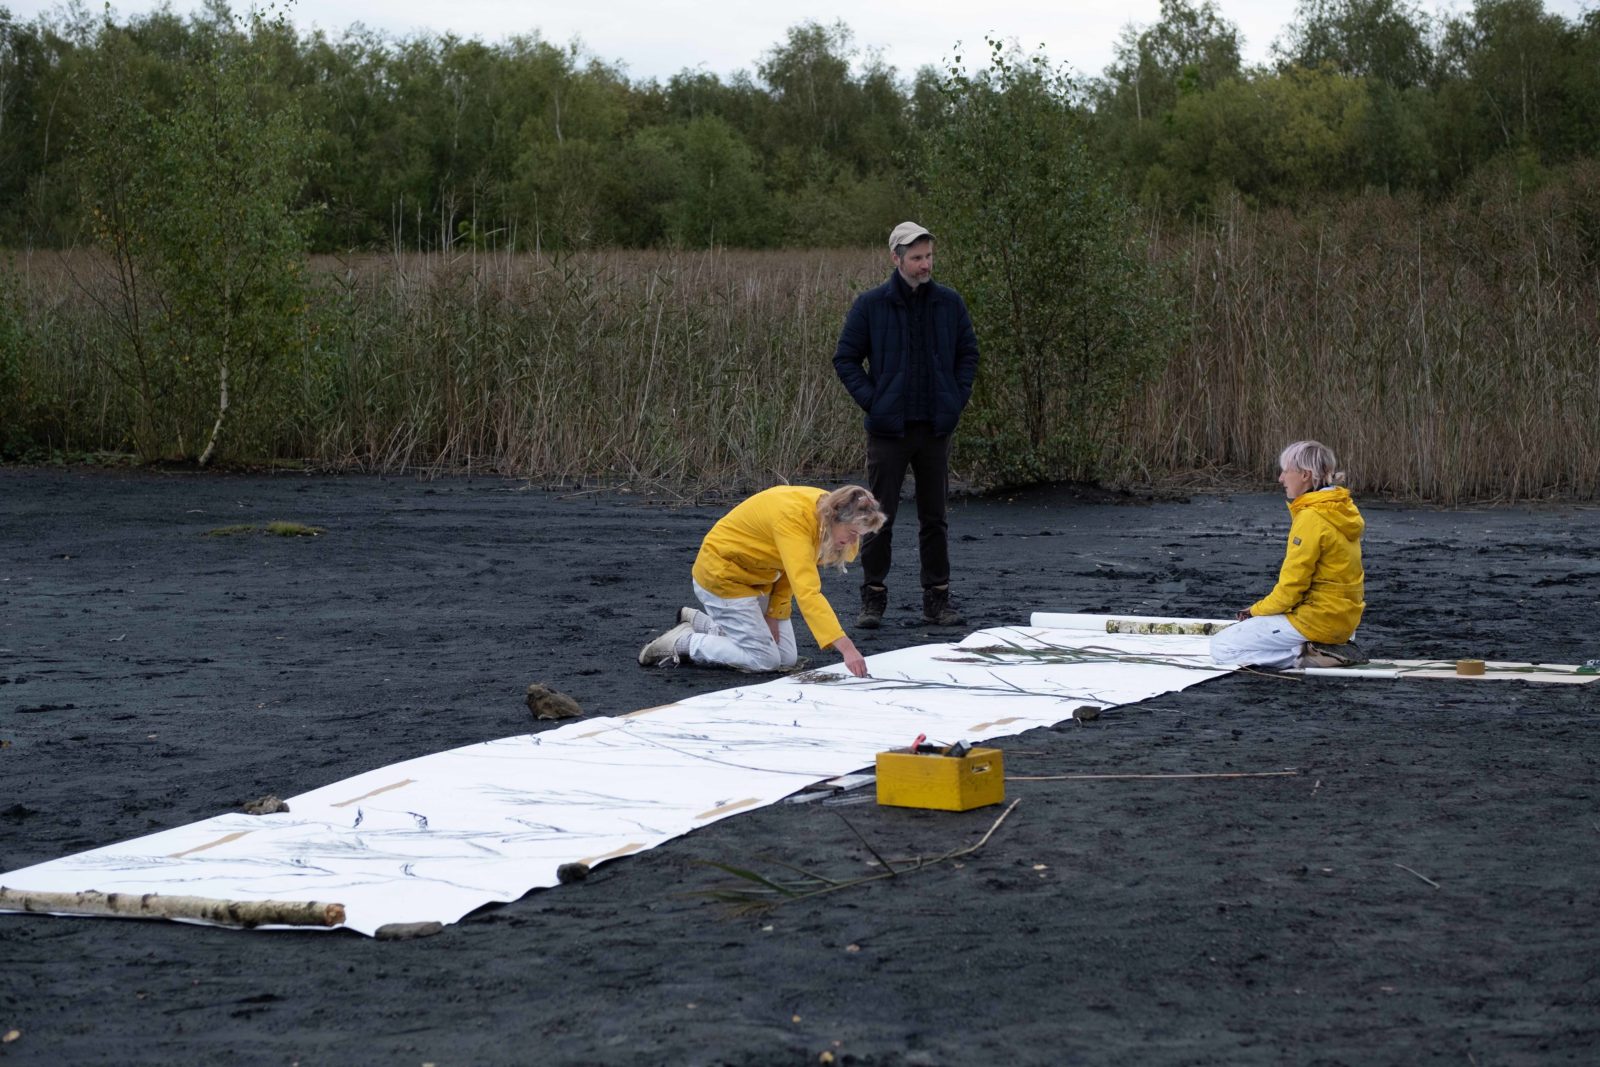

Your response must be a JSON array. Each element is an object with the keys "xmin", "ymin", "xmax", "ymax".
[
  {"xmin": 1210, "ymin": 440, "xmax": 1367, "ymax": 670},
  {"xmin": 638, "ymin": 485, "xmax": 886, "ymax": 677}
]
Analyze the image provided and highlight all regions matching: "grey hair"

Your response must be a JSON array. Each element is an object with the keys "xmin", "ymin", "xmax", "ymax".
[{"xmin": 1278, "ymin": 440, "xmax": 1344, "ymax": 486}]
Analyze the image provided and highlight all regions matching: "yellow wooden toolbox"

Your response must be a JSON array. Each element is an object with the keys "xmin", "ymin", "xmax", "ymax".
[{"xmin": 875, "ymin": 746, "xmax": 1005, "ymax": 811}]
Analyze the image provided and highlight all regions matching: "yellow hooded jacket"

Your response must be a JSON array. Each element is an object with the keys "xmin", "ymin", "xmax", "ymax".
[
  {"xmin": 691, "ymin": 485, "xmax": 853, "ymax": 650},
  {"xmin": 1249, "ymin": 486, "xmax": 1365, "ymax": 644}
]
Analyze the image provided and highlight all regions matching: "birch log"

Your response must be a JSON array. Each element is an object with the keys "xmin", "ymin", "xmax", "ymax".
[
  {"xmin": 0, "ymin": 887, "xmax": 345, "ymax": 928},
  {"xmin": 1105, "ymin": 620, "xmax": 1233, "ymax": 636}
]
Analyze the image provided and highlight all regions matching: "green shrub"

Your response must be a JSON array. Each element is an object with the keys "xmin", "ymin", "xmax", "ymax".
[
  {"xmin": 70, "ymin": 9, "xmax": 310, "ymax": 464},
  {"xmin": 922, "ymin": 40, "xmax": 1183, "ymax": 485},
  {"xmin": 0, "ymin": 271, "xmax": 25, "ymax": 457}
]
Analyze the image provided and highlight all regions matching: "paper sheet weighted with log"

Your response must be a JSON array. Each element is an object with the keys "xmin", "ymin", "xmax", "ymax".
[
  {"xmin": 1298, "ymin": 660, "xmax": 1599, "ymax": 683},
  {"xmin": 0, "ymin": 616, "xmax": 1234, "ymax": 935},
  {"xmin": 4, "ymin": 612, "xmax": 1587, "ymax": 935},
  {"xmin": 1028, "ymin": 613, "xmax": 1599, "ymax": 684}
]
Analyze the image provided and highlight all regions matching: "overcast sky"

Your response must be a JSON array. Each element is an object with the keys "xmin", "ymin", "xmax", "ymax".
[{"xmin": 12, "ymin": 0, "xmax": 1598, "ymax": 84}]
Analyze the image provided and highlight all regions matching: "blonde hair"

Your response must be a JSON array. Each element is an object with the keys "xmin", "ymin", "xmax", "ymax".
[
  {"xmin": 816, "ymin": 485, "xmax": 886, "ymax": 568},
  {"xmin": 1278, "ymin": 440, "xmax": 1345, "ymax": 486}
]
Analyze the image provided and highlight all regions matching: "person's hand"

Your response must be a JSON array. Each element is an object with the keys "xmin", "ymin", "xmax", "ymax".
[
  {"xmin": 766, "ymin": 616, "xmax": 782, "ymax": 644},
  {"xmin": 834, "ymin": 636, "xmax": 868, "ymax": 678},
  {"xmin": 1235, "ymin": 609, "xmax": 1252, "ymax": 621}
]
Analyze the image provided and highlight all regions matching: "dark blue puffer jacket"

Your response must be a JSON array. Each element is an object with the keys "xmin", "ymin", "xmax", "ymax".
[{"xmin": 832, "ymin": 273, "xmax": 981, "ymax": 436}]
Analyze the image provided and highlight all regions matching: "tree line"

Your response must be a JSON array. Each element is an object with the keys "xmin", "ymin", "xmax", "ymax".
[
  {"xmin": 2, "ymin": 1, "xmax": 1596, "ymax": 495},
  {"xmin": 1, "ymin": 0, "xmax": 1597, "ymax": 252}
]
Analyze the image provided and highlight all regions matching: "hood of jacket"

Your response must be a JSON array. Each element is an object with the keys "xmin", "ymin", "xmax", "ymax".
[{"xmin": 1288, "ymin": 486, "xmax": 1364, "ymax": 541}]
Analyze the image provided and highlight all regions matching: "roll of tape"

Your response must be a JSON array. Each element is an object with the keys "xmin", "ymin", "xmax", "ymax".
[{"xmin": 1456, "ymin": 659, "xmax": 1486, "ymax": 676}]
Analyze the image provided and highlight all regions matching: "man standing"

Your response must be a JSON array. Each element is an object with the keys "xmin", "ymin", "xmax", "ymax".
[{"xmin": 833, "ymin": 221, "xmax": 980, "ymax": 629}]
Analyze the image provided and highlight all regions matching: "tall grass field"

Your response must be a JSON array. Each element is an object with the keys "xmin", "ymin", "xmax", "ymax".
[{"xmin": 3, "ymin": 172, "xmax": 1596, "ymax": 502}]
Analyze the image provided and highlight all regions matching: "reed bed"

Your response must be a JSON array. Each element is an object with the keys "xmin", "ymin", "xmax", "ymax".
[
  {"xmin": 289, "ymin": 247, "xmax": 884, "ymax": 486},
  {"xmin": 1128, "ymin": 169, "xmax": 1600, "ymax": 502},
  {"xmin": 4, "ymin": 170, "xmax": 1597, "ymax": 501},
  {"xmin": 3, "ymin": 247, "xmax": 885, "ymax": 487}
]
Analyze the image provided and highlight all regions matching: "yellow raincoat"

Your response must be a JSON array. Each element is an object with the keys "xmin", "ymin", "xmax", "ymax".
[
  {"xmin": 692, "ymin": 486, "xmax": 854, "ymax": 650},
  {"xmin": 1248, "ymin": 487, "xmax": 1365, "ymax": 644}
]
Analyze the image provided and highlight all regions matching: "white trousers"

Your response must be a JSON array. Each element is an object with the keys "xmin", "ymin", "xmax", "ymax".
[
  {"xmin": 686, "ymin": 579, "xmax": 799, "ymax": 672},
  {"xmin": 1209, "ymin": 615, "xmax": 1309, "ymax": 670}
]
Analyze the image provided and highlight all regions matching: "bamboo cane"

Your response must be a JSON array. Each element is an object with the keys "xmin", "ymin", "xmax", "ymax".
[{"xmin": 1010, "ymin": 770, "xmax": 1298, "ymax": 781}]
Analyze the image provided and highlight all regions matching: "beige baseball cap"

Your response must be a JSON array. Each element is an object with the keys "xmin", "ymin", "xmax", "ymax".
[{"xmin": 888, "ymin": 221, "xmax": 934, "ymax": 252}]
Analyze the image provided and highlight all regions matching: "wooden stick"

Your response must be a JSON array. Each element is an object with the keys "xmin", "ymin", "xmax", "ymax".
[
  {"xmin": 704, "ymin": 799, "xmax": 1023, "ymax": 911},
  {"xmin": 0, "ymin": 887, "xmax": 346, "ymax": 928},
  {"xmin": 1009, "ymin": 770, "xmax": 1299, "ymax": 782},
  {"xmin": 951, "ymin": 798, "xmax": 1021, "ymax": 855},
  {"xmin": 1393, "ymin": 863, "xmax": 1440, "ymax": 889}
]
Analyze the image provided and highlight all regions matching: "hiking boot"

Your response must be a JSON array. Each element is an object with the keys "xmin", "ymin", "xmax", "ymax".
[
  {"xmin": 856, "ymin": 584, "xmax": 887, "ymax": 630},
  {"xmin": 922, "ymin": 585, "xmax": 964, "ymax": 627},
  {"xmin": 638, "ymin": 621, "xmax": 693, "ymax": 666},
  {"xmin": 1297, "ymin": 641, "xmax": 1368, "ymax": 668}
]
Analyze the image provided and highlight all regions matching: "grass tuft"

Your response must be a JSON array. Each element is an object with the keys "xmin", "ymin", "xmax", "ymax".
[
  {"xmin": 204, "ymin": 524, "xmax": 258, "ymax": 537},
  {"xmin": 264, "ymin": 521, "xmax": 324, "ymax": 537}
]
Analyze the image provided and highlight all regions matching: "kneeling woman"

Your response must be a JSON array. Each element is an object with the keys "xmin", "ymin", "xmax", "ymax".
[
  {"xmin": 639, "ymin": 485, "xmax": 886, "ymax": 677},
  {"xmin": 1210, "ymin": 440, "xmax": 1367, "ymax": 670}
]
